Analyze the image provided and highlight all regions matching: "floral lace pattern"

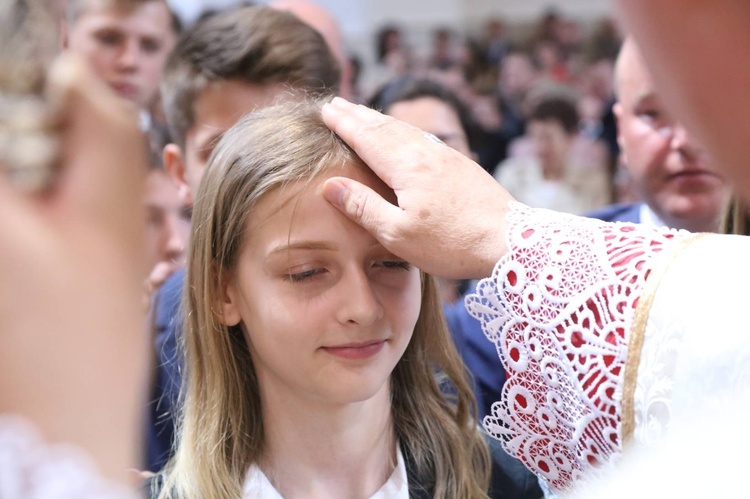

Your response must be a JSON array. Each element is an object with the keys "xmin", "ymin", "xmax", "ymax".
[
  {"xmin": 630, "ymin": 304, "xmax": 682, "ymax": 447},
  {"xmin": 0, "ymin": 415, "xmax": 135, "ymax": 498},
  {"xmin": 466, "ymin": 203, "xmax": 685, "ymax": 493}
]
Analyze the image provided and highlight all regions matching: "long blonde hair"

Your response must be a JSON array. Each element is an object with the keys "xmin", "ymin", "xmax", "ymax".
[
  {"xmin": 159, "ymin": 97, "xmax": 490, "ymax": 498},
  {"xmin": 720, "ymin": 195, "xmax": 750, "ymax": 235}
]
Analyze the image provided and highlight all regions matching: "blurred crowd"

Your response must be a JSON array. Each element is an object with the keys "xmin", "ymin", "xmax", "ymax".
[
  {"xmin": 56, "ymin": 1, "xmax": 630, "ymax": 299},
  {"xmin": 358, "ymin": 10, "xmax": 625, "ymax": 206}
]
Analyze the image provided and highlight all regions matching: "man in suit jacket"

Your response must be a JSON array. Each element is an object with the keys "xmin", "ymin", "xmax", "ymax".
[
  {"xmin": 446, "ymin": 37, "xmax": 730, "ymax": 426},
  {"xmin": 591, "ymin": 37, "xmax": 729, "ymax": 229}
]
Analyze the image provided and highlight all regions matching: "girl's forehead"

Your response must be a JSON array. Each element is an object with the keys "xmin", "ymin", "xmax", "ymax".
[
  {"xmin": 257, "ymin": 161, "xmax": 391, "ymax": 214},
  {"xmin": 243, "ymin": 162, "xmax": 393, "ymax": 237}
]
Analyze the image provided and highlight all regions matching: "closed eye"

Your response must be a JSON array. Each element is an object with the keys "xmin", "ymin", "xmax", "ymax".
[
  {"xmin": 286, "ymin": 268, "xmax": 326, "ymax": 283},
  {"xmin": 375, "ymin": 260, "xmax": 412, "ymax": 271}
]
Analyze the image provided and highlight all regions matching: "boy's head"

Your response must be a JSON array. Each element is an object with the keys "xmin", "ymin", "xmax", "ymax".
[
  {"xmin": 64, "ymin": 0, "xmax": 179, "ymax": 108},
  {"xmin": 160, "ymin": 5, "xmax": 341, "ymax": 205}
]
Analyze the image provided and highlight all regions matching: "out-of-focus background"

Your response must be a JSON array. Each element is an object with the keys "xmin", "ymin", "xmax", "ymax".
[
  {"xmin": 165, "ymin": 0, "xmax": 625, "ymax": 200},
  {"xmin": 170, "ymin": 0, "xmax": 617, "ymax": 97}
]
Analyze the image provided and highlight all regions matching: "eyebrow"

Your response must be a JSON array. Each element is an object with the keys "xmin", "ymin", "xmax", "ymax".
[
  {"xmin": 267, "ymin": 241, "xmax": 339, "ymax": 256},
  {"xmin": 633, "ymin": 90, "xmax": 659, "ymax": 105}
]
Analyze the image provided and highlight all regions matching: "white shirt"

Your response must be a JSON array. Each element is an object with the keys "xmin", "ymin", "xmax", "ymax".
[
  {"xmin": 638, "ymin": 203, "xmax": 667, "ymax": 228},
  {"xmin": 242, "ymin": 446, "xmax": 409, "ymax": 498}
]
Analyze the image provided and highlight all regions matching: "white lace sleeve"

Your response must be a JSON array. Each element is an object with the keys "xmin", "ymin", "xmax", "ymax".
[
  {"xmin": 465, "ymin": 203, "xmax": 688, "ymax": 494},
  {"xmin": 0, "ymin": 415, "xmax": 136, "ymax": 498}
]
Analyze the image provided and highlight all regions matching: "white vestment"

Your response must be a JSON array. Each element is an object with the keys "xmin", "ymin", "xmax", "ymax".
[{"xmin": 467, "ymin": 203, "xmax": 750, "ymax": 494}]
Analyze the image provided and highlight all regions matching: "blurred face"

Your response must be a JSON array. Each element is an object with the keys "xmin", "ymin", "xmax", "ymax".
[
  {"xmin": 144, "ymin": 169, "xmax": 190, "ymax": 269},
  {"xmin": 615, "ymin": 44, "xmax": 729, "ymax": 232},
  {"xmin": 220, "ymin": 164, "xmax": 421, "ymax": 406},
  {"xmin": 500, "ymin": 53, "xmax": 536, "ymax": 98},
  {"xmin": 529, "ymin": 119, "xmax": 572, "ymax": 173},
  {"xmin": 65, "ymin": 0, "xmax": 176, "ymax": 107},
  {"xmin": 386, "ymin": 96, "xmax": 472, "ymax": 158},
  {"xmin": 181, "ymin": 80, "xmax": 286, "ymax": 202}
]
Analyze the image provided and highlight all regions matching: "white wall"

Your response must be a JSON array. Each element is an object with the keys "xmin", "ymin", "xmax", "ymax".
[
  {"xmin": 463, "ymin": 0, "xmax": 613, "ymax": 24},
  {"xmin": 176, "ymin": 0, "xmax": 614, "ymax": 36},
  {"xmin": 315, "ymin": 0, "xmax": 614, "ymax": 37}
]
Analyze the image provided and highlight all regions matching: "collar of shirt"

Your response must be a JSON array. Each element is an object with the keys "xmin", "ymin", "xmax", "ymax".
[
  {"xmin": 639, "ymin": 203, "xmax": 668, "ymax": 228},
  {"xmin": 242, "ymin": 446, "xmax": 409, "ymax": 498}
]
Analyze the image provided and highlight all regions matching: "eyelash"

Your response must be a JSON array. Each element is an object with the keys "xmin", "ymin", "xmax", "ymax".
[
  {"xmin": 286, "ymin": 261, "xmax": 411, "ymax": 283},
  {"xmin": 376, "ymin": 261, "xmax": 412, "ymax": 271},
  {"xmin": 287, "ymin": 268, "xmax": 325, "ymax": 283}
]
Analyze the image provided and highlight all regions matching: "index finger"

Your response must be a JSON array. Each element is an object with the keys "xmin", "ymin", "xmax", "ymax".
[{"xmin": 321, "ymin": 97, "xmax": 446, "ymax": 188}]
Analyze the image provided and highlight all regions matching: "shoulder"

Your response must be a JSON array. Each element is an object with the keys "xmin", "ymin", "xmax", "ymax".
[{"xmin": 584, "ymin": 202, "xmax": 642, "ymax": 223}]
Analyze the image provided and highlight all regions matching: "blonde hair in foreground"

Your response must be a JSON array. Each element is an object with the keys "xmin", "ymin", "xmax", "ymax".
[{"xmin": 158, "ymin": 96, "xmax": 491, "ymax": 498}]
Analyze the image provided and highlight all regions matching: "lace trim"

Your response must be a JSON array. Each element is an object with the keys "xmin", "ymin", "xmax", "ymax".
[
  {"xmin": 0, "ymin": 415, "xmax": 135, "ymax": 498},
  {"xmin": 466, "ymin": 203, "xmax": 686, "ymax": 493}
]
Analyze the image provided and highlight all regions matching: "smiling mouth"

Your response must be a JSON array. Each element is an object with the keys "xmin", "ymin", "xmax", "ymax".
[{"xmin": 321, "ymin": 340, "xmax": 386, "ymax": 360}]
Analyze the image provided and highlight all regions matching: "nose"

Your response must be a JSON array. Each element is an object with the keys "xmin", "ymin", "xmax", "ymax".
[
  {"xmin": 116, "ymin": 39, "xmax": 139, "ymax": 71},
  {"xmin": 335, "ymin": 269, "xmax": 383, "ymax": 327},
  {"xmin": 160, "ymin": 214, "xmax": 187, "ymax": 264},
  {"xmin": 670, "ymin": 124, "xmax": 701, "ymax": 161}
]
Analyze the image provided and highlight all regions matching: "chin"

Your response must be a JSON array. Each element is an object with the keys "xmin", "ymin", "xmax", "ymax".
[{"xmin": 320, "ymin": 374, "xmax": 391, "ymax": 406}]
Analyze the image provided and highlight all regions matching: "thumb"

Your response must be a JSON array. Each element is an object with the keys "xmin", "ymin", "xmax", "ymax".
[
  {"xmin": 322, "ymin": 176, "xmax": 405, "ymax": 245},
  {"xmin": 48, "ymin": 54, "xmax": 145, "ymax": 230}
]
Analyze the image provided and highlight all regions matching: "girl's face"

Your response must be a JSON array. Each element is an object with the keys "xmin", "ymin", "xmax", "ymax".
[{"xmin": 220, "ymin": 163, "xmax": 422, "ymax": 407}]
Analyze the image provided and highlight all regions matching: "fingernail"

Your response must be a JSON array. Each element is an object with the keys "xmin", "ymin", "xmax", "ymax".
[
  {"xmin": 330, "ymin": 96, "xmax": 351, "ymax": 108},
  {"xmin": 321, "ymin": 101, "xmax": 343, "ymax": 124},
  {"xmin": 322, "ymin": 177, "xmax": 348, "ymax": 207}
]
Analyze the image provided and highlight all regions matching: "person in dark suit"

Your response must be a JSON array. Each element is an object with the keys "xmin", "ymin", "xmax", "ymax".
[{"xmin": 598, "ymin": 37, "xmax": 729, "ymax": 230}]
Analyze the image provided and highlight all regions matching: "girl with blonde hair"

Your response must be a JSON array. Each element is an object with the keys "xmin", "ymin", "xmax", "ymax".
[{"xmin": 158, "ymin": 97, "xmax": 493, "ymax": 498}]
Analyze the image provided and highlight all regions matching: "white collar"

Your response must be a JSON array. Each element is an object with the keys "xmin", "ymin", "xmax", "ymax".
[
  {"xmin": 639, "ymin": 203, "xmax": 668, "ymax": 228},
  {"xmin": 242, "ymin": 446, "xmax": 409, "ymax": 498}
]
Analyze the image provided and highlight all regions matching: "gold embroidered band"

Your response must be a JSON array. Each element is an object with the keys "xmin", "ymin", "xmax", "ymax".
[{"xmin": 621, "ymin": 233, "xmax": 707, "ymax": 444}]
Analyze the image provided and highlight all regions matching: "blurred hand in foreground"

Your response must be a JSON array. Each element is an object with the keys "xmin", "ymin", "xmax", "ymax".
[{"xmin": 0, "ymin": 54, "xmax": 148, "ymax": 484}]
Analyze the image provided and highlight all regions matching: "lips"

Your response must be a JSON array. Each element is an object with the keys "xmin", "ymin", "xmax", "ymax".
[
  {"xmin": 668, "ymin": 170, "xmax": 721, "ymax": 183},
  {"xmin": 111, "ymin": 82, "xmax": 139, "ymax": 100},
  {"xmin": 321, "ymin": 340, "xmax": 386, "ymax": 360}
]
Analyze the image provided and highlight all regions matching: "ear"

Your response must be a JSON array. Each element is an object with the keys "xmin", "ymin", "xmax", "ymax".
[
  {"xmin": 217, "ymin": 270, "xmax": 242, "ymax": 327},
  {"xmin": 163, "ymin": 143, "xmax": 194, "ymax": 205},
  {"xmin": 612, "ymin": 102, "xmax": 628, "ymax": 166}
]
